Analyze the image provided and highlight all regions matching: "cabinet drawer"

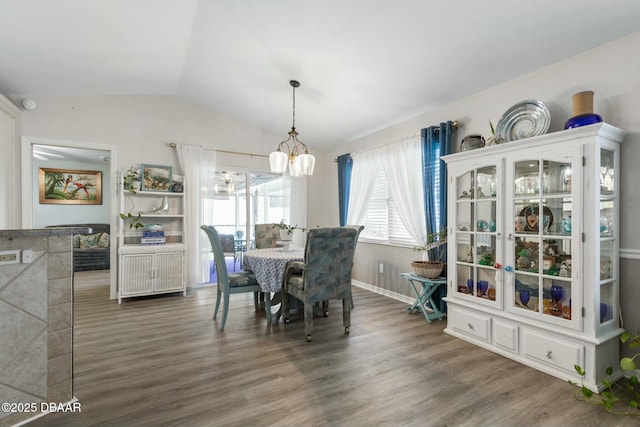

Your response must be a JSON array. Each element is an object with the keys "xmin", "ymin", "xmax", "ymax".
[
  {"xmin": 449, "ymin": 306, "xmax": 491, "ymax": 342},
  {"xmin": 494, "ymin": 320, "xmax": 518, "ymax": 353},
  {"xmin": 522, "ymin": 329, "xmax": 584, "ymax": 374}
]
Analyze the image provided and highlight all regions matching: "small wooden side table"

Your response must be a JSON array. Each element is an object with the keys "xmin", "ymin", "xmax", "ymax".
[{"xmin": 400, "ymin": 273, "xmax": 447, "ymax": 323}]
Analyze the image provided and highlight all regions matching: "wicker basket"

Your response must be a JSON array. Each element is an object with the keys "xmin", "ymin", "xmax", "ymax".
[{"xmin": 411, "ymin": 261, "xmax": 444, "ymax": 279}]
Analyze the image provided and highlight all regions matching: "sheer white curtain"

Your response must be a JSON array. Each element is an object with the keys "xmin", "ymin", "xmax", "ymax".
[
  {"xmin": 346, "ymin": 149, "xmax": 381, "ymax": 226},
  {"xmin": 176, "ymin": 144, "xmax": 216, "ymax": 286},
  {"xmin": 382, "ymin": 135, "xmax": 426, "ymax": 245}
]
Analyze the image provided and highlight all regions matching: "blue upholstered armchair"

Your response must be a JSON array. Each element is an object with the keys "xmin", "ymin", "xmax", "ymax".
[{"xmin": 282, "ymin": 227, "xmax": 357, "ymax": 342}]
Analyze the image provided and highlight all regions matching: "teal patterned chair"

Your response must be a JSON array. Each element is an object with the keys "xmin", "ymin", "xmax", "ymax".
[
  {"xmin": 201, "ymin": 225, "xmax": 262, "ymax": 331},
  {"xmin": 254, "ymin": 223, "xmax": 280, "ymax": 249},
  {"xmin": 321, "ymin": 224, "xmax": 364, "ymax": 314},
  {"xmin": 282, "ymin": 227, "xmax": 357, "ymax": 342}
]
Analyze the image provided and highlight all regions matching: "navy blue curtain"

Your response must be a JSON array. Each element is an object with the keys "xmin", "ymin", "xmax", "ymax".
[
  {"xmin": 337, "ymin": 154, "xmax": 352, "ymax": 226},
  {"xmin": 421, "ymin": 121, "xmax": 454, "ymax": 237},
  {"xmin": 421, "ymin": 122, "xmax": 454, "ymax": 311}
]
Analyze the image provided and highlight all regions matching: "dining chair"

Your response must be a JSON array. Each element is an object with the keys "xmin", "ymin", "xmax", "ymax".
[
  {"xmin": 282, "ymin": 227, "xmax": 357, "ymax": 342},
  {"xmin": 254, "ymin": 223, "xmax": 280, "ymax": 249},
  {"xmin": 322, "ymin": 224, "xmax": 364, "ymax": 314},
  {"xmin": 201, "ymin": 225, "xmax": 262, "ymax": 331},
  {"xmin": 219, "ymin": 233, "xmax": 238, "ymax": 271}
]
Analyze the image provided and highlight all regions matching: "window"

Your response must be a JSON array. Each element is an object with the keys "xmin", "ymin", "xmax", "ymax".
[{"xmin": 360, "ymin": 168, "xmax": 419, "ymax": 246}]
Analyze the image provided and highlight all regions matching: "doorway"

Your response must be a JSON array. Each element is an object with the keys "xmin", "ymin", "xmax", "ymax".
[
  {"xmin": 204, "ymin": 170, "xmax": 294, "ymax": 282},
  {"xmin": 21, "ymin": 136, "xmax": 118, "ymax": 298}
]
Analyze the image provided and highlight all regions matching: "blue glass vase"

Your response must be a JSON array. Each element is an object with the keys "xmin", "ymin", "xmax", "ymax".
[
  {"xmin": 564, "ymin": 113, "xmax": 603, "ymax": 129},
  {"xmin": 550, "ymin": 285, "xmax": 564, "ymax": 303}
]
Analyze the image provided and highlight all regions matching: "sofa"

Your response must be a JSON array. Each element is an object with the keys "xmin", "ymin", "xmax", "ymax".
[{"xmin": 47, "ymin": 223, "xmax": 111, "ymax": 271}]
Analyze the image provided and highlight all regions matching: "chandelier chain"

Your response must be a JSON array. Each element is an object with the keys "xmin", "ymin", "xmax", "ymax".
[{"xmin": 291, "ymin": 83, "xmax": 296, "ymax": 130}]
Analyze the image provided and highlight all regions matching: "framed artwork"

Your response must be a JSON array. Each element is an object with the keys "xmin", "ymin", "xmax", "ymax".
[
  {"xmin": 141, "ymin": 164, "xmax": 172, "ymax": 192},
  {"xmin": 38, "ymin": 168, "xmax": 102, "ymax": 205}
]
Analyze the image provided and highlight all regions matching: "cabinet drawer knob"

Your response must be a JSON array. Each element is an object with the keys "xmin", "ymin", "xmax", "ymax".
[
  {"xmin": 546, "ymin": 351, "xmax": 553, "ymax": 359},
  {"xmin": 467, "ymin": 323, "xmax": 474, "ymax": 330}
]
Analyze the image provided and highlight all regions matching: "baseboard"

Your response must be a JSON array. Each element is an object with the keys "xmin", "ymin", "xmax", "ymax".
[
  {"xmin": 190, "ymin": 282, "xmax": 216, "ymax": 289},
  {"xmin": 352, "ymin": 280, "xmax": 414, "ymax": 305}
]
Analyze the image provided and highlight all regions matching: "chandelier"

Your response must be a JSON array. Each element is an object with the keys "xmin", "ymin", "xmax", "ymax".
[
  {"xmin": 269, "ymin": 80, "xmax": 315, "ymax": 177},
  {"xmin": 214, "ymin": 171, "xmax": 234, "ymax": 193}
]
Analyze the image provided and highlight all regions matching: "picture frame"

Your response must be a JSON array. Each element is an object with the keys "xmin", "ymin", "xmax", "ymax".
[
  {"xmin": 141, "ymin": 164, "xmax": 173, "ymax": 192},
  {"xmin": 38, "ymin": 168, "xmax": 102, "ymax": 205}
]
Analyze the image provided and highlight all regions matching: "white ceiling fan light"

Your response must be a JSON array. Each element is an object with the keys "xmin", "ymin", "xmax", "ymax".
[{"xmin": 21, "ymin": 98, "xmax": 38, "ymax": 110}]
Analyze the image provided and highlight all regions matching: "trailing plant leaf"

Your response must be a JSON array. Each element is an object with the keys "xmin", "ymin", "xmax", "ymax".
[
  {"xmin": 120, "ymin": 212, "xmax": 143, "ymax": 229},
  {"xmin": 621, "ymin": 357, "xmax": 637, "ymax": 371},
  {"xmin": 571, "ymin": 331, "xmax": 640, "ymax": 416}
]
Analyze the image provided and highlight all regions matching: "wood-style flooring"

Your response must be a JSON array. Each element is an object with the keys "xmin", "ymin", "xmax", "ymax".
[{"xmin": 26, "ymin": 270, "xmax": 636, "ymax": 427}]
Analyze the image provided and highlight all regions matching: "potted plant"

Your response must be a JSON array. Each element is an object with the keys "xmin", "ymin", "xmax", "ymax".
[
  {"xmin": 412, "ymin": 227, "xmax": 448, "ymax": 278},
  {"xmin": 120, "ymin": 166, "xmax": 144, "ymax": 230},
  {"xmin": 272, "ymin": 220, "xmax": 306, "ymax": 241},
  {"xmin": 122, "ymin": 166, "xmax": 141, "ymax": 194}
]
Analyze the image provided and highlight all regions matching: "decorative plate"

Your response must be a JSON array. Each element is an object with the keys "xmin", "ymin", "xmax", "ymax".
[
  {"xmin": 519, "ymin": 205, "xmax": 553, "ymax": 232},
  {"xmin": 495, "ymin": 100, "xmax": 550, "ymax": 142}
]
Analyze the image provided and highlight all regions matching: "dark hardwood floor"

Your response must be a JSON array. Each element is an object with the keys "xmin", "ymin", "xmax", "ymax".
[{"xmin": 26, "ymin": 270, "xmax": 635, "ymax": 427}]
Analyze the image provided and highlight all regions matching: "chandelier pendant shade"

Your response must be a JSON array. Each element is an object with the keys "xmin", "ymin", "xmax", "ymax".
[{"xmin": 269, "ymin": 80, "xmax": 315, "ymax": 176}]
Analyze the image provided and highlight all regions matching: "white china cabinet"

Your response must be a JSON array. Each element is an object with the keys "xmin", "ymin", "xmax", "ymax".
[
  {"xmin": 118, "ymin": 177, "xmax": 186, "ymax": 303},
  {"xmin": 442, "ymin": 123, "xmax": 625, "ymax": 391}
]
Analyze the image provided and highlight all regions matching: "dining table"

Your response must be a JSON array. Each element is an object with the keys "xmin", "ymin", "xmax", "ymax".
[{"xmin": 242, "ymin": 247, "xmax": 305, "ymax": 323}]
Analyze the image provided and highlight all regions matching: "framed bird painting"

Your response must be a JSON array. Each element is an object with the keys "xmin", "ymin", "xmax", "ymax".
[{"xmin": 38, "ymin": 168, "xmax": 102, "ymax": 205}]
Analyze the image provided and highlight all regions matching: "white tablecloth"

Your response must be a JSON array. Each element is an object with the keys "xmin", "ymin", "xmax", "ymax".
[{"xmin": 243, "ymin": 248, "xmax": 304, "ymax": 292}]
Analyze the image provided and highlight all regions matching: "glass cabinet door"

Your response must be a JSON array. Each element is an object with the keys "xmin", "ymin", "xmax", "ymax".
[
  {"xmin": 454, "ymin": 165, "xmax": 500, "ymax": 305},
  {"xmin": 511, "ymin": 158, "xmax": 576, "ymax": 325},
  {"xmin": 599, "ymin": 147, "xmax": 617, "ymax": 327}
]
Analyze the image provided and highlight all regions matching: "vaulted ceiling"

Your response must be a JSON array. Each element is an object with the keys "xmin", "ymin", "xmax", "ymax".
[{"xmin": 1, "ymin": 0, "xmax": 639, "ymax": 150}]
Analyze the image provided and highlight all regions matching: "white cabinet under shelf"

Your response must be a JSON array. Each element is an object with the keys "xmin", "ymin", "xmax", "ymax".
[
  {"xmin": 442, "ymin": 123, "xmax": 625, "ymax": 392},
  {"xmin": 118, "ymin": 179, "xmax": 186, "ymax": 303},
  {"xmin": 118, "ymin": 244, "xmax": 186, "ymax": 303}
]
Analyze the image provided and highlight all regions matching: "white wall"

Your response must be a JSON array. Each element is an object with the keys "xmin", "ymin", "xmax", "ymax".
[
  {"xmin": 0, "ymin": 94, "xmax": 20, "ymax": 229},
  {"xmin": 10, "ymin": 95, "xmax": 326, "ymax": 230},
  {"xmin": 324, "ymin": 31, "xmax": 640, "ymax": 345}
]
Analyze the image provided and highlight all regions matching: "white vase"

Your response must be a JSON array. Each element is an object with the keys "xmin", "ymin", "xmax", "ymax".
[{"xmin": 279, "ymin": 229, "xmax": 293, "ymax": 241}]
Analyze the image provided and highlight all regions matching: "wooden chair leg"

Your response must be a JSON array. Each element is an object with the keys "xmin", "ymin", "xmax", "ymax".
[
  {"xmin": 220, "ymin": 293, "xmax": 230, "ymax": 331},
  {"xmin": 343, "ymin": 297, "xmax": 351, "ymax": 335},
  {"xmin": 213, "ymin": 287, "xmax": 222, "ymax": 319},
  {"xmin": 304, "ymin": 302, "xmax": 314, "ymax": 342},
  {"xmin": 282, "ymin": 292, "xmax": 290, "ymax": 323}
]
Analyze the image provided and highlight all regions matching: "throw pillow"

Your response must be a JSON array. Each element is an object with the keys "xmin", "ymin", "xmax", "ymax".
[
  {"xmin": 79, "ymin": 233, "xmax": 102, "ymax": 248},
  {"xmin": 98, "ymin": 232, "xmax": 110, "ymax": 248}
]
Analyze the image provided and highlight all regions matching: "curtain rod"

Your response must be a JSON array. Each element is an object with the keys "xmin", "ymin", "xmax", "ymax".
[
  {"xmin": 168, "ymin": 143, "xmax": 269, "ymax": 159},
  {"xmin": 333, "ymin": 120, "xmax": 462, "ymax": 162}
]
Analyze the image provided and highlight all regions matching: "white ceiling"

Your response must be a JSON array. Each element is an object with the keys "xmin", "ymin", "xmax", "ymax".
[{"xmin": 2, "ymin": 0, "xmax": 639, "ymax": 151}]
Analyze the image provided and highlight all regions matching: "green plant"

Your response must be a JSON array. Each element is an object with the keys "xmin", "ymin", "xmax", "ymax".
[
  {"xmin": 119, "ymin": 212, "xmax": 144, "ymax": 230},
  {"xmin": 487, "ymin": 120, "xmax": 504, "ymax": 145},
  {"xmin": 120, "ymin": 166, "xmax": 143, "ymax": 229},
  {"xmin": 570, "ymin": 331, "xmax": 640, "ymax": 416},
  {"xmin": 272, "ymin": 220, "xmax": 306, "ymax": 235},
  {"xmin": 413, "ymin": 227, "xmax": 447, "ymax": 262},
  {"xmin": 122, "ymin": 166, "xmax": 141, "ymax": 195}
]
